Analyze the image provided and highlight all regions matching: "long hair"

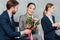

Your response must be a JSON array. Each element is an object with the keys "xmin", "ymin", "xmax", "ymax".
[{"xmin": 43, "ymin": 3, "xmax": 54, "ymax": 16}]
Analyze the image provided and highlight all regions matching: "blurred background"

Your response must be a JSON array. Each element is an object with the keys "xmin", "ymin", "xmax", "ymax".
[
  {"xmin": 0, "ymin": 0, "xmax": 60, "ymax": 40},
  {"xmin": 0, "ymin": 0, "xmax": 60, "ymax": 22}
]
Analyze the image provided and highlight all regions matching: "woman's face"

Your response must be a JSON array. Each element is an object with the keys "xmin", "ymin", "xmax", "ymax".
[
  {"xmin": 27, "ymin": 4, "xmax": 36, "ymax": 15},
  {"xmin": 49, "ymin": 6, "xmax": 55, "ymax": 13}
]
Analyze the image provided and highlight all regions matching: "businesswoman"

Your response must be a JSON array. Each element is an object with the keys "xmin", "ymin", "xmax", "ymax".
[
  {"xmin": 41, "ymin": 3, "xmax": 58, "ymax": 40},
  {"xmin": 19, "ymin": 3, "xmax": 39, "ymax": 40}
]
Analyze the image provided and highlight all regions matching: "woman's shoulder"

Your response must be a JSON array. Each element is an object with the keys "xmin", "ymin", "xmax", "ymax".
[
  {"xmin": 20, "ymin": 14, "xmax": 26, "ymax": 18},
  {"xmin": 41, "ymin": 16, "xmax": 47, "ymax": 20}
]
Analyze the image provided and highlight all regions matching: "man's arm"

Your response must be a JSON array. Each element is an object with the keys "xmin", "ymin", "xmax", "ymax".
[{"xmin": 0, "ymin": 17, "xmax": 20, "ymax": 37}]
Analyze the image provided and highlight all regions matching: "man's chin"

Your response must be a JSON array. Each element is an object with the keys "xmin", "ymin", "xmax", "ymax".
[{"xmin": 12, "ymin": 12, "xmax": 16, "ymax": 15}]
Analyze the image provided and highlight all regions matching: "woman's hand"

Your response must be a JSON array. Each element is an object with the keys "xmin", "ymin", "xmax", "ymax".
[
  {"xmin": 31, "ymin": 24, "xmax": 38, "ymax": 30},
  {"xmin": 25, "ymin": 24, "xmax": 31, "ymax": 29},
  {"xmin": 32, "ymin": 17, "xmax": 39, "ymax": 30},
  {"xmin": 32, "ymin": 17, "xmax": 39, "ymax": 23},
  {"xmin": 52, "ymin": 23, "xmax": 58, "ymax": 27}
]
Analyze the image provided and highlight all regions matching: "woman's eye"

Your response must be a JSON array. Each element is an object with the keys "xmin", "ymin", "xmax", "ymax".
[
  {"xmin": 33, "ymin": 8, "xmax": 35, "ymax": 10},
  {"xmin": 30, "ymin": 7, "xmax": 32, "ymax": 9}
]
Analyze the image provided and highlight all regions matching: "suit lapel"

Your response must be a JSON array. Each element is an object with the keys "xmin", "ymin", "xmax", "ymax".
[
  {"xmin": 46, "ymin": 16, "xmax": 52, "ymax": 24},
  {"xmin": 52, "ymin": 16, "xmax": 55, "ymax": 23},
  {"xmin": 46, "ymin": 16, "xmax": 55, "ymax": 25},
  {"xmin": 6, "ymin": 10, "xmax": 12, "ymax": 25}
]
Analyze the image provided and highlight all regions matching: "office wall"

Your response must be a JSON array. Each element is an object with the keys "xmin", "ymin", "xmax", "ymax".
[{"xmin": 0, "ymin": 0, "xmax": 60, "ymax": 22}]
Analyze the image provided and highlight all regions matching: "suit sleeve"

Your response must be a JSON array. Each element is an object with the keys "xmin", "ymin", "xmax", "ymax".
[
  {"xmin": 41, "ymin": 18, "xmax": 56, "ymax": 34},
  {"xmin": 12, "ymin": 15, "xmax": 19, "ymax": 27},
  {"xmin": 13, "ymin": 20, "xmax": 19, "ymax": 27},
  {"xmin": 0, "ymin": 17, "xmax": 21, "ymax": 37},
  {"xmin": 52, "ymin": 16, "xmax": 55, "ymax": 23}
]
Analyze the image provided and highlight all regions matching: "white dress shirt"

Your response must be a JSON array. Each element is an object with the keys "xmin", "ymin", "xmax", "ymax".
[
  {"xmin": 46, "ymin": 14, "xmax": 53, "ymax": 24},
  {"xmin": 7, "ymin": 10, "xmax": 24, "ymax": 36},
  {"xmin": 7, "ymin": 10, "xmax": 12, "ymax": 23}
]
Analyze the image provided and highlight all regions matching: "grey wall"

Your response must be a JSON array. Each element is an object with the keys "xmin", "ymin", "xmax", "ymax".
[{"xmin": 0, "ymin": 0, "xmax": 60, "ymax": 22}]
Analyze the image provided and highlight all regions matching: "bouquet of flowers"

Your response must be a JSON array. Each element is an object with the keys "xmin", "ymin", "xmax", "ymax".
[
  {"xmin": 25, "ymin": 17, "xmax": 40, "ymax": 29},
  {"xmin": 25, "ymin": 17, "xmax": 40, "ymax": 40}
]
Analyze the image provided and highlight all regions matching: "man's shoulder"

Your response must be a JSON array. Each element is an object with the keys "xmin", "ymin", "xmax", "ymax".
[
  {"xmin": 0, "ymin": 10, "xmax": 8, "ymax": 18},
  {"xmin": 1, "ymin": 10, "xmax": 7, "ymax": 16}
]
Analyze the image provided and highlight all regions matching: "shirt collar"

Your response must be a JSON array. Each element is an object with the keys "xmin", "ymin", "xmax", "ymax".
[
  {"xmin": 26, "ymin": 14, "xmax": 33, "ymax": 18},
  {"xmin": 46, "ymin": 13, "xmax": 52, "ymax": 19},
  {"xmin": 7, "ymin": 10, "xmax": 12, "ymax": 18}
]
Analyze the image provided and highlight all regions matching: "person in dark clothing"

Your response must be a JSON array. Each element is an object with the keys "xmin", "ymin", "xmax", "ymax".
[
  {"xmin": 41, "ymin": 3, "xmax": 58, "ymax": 40},
  {"xmin": 0, "ymin": 0, "xmax": 31, "ymax": 40}
]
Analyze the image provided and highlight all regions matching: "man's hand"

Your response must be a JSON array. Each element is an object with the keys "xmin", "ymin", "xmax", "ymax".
[{"xmin": 22, "ymin": 29, "xmax": 31, "ymax": 35}]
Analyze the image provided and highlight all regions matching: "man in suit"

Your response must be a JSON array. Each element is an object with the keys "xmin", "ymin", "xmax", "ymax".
[{"xmin": 0, "ymin": 0, "xmax": 31, "ymax": 40}]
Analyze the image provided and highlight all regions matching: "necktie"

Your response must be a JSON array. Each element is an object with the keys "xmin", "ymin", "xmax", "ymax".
[{"xmin": 10, "ymin": 15, "xmax": 13, "ymax": 24}]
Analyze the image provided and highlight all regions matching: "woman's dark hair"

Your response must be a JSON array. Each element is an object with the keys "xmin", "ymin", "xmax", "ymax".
[
  {"xmin": 43, "ymin": 3, "xmax": 54, "ymax": 16},
  {"xmin": 6, "ymin": 0, "xmax": 19, "ymax": 10},
  {"xmin": 9, "ymin": 0, "xmax": 16, "ymax": 2},
  {"xmin": 27, "ymin": 2, "xmax": 36, "ymax": 8}
]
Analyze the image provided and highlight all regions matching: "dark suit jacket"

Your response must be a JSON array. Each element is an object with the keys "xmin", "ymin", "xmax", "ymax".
[
  {"xmin": 0, "ymin": 10, "xmax": 20, "ymax": 40},
  {"xmin": 41, "ymin": 16, "xmax": 57, "ymax": 40}
]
